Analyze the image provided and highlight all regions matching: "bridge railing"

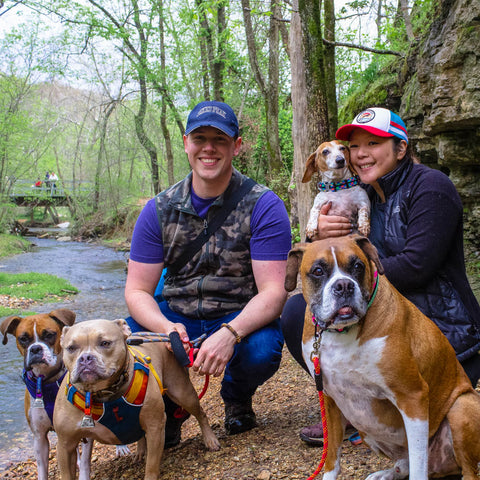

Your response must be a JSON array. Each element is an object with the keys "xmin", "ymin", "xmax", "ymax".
[{"xmin": 9, "ymin": 179, "xmax": 92, "ymax": 199}]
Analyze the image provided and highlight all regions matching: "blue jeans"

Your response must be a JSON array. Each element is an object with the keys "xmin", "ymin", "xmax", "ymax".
[{"xmin": 126, "ymin": 301, "xmax": 284, "ymax": 403}]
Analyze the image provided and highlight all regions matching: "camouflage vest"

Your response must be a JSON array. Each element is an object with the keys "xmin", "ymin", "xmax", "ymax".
[{"xmin": 155, "ymin": 168, "xmax": 269, "ymax": 319}]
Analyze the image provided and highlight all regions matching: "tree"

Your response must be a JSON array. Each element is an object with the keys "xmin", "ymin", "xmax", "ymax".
[
  {"xmin": 289, "ymin": 0, "xmax": 335, "ymax": 237},
  {"xmin": 241, "ymin": 0, "xmax": 284, "ymax": 190}
]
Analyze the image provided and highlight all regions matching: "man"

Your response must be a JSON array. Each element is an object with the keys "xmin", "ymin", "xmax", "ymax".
[{"xmin": 125, "ymin": 100, "xmax": 291, "ymax": 446}]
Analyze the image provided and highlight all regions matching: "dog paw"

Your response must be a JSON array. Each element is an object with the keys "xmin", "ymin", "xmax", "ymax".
[
  {"xmin": 204, "ymin": 434, "xmax": 221, "ymax": 451},
  {"xmin": 365, "ymin": 469, "xmax": 403, "ymax": 480},
  {"xmin": 115, "ymin": 445, "xmax": 131, "ymax": 457},
  {"xmin": 305, "ymin": 228, "xmax": 316, "ymax": 240}
]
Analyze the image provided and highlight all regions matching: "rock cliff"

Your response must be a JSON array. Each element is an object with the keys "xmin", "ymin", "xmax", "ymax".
[{"xmin": 400, "ymin": 0, "xmax": 480, "ymax": 250}]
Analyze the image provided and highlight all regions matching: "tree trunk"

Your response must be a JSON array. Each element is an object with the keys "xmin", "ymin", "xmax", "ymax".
[
  {"xmin": 159, "ymin": 0, "xmax": 175, "ymax": 188},
  {"xmin": 324, "ymin": 0, "xmax": 338, "ymax": 138},
  {"xmin": 399, "ymin": 0, "xmax": 414, "ymax": 40},
  {"xmin": 242, "ymin": 0, "xmax": 284, "ymax": 190},
  {"xmin": 265, "ymin": 0, "xmax": 283, "ymax": 180},
  {"xmin": 196, "ymin": 0, "xmax": 212, "ymax": 100},
  {"xmin": 214, "ymin": 0, "xmax": 227, "ymax": 101},
  {"xmin": 290, "ymin": 0, "xmax": 330, "ymax": 239},
  {"xmin": 161, "ymin": 100, "xmax": 175, "ymax": 187}
]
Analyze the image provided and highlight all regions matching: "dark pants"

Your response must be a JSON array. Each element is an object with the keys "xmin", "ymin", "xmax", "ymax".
[
  {"xmin": 281, "ymin": 293, "xmax": 480, "ymax": 388},
  {"xmin": 127, "ymin": 300, "xmax": 284, "ymax": 403}
]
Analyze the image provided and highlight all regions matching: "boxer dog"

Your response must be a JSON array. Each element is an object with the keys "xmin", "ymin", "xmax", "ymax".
[
  {"xmin": 285, "ymin": 235, "xmax": 480, "ymax": 479},
  {"xmin": 302, "ymin": 141, "xmax": 370, "ymax": 240},
  {"xmin": 0, "ymin": 309, "xmax": 91, "ymax": 480},
  {"xmin": 54, "ymin": 319, "xmax": 220, "ymax": 480}
]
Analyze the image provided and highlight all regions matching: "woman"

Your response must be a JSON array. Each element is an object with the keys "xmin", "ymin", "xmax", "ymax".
[{"xmin": 281, "ymin": 107, "xmax": 480, "ymax": 445}]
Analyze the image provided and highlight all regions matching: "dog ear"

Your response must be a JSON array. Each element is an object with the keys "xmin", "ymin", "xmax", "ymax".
[
  {"xmin": 60, "ymin": 325, "xmax": 70, "ymax": 348},
  {"xmin": 352, "ymin": 235, "xmax": 385, "ymax": 275},
  {"xmin": 49, "ymin": 309, "xmax": 76, "ymax": 328},
  {"xmin": 0, "ymin": 315, "xmax": 22, "ymax": 345},
  {"xmin": 113, "ymin": 319, "xmax": 132, "ymax": 339},
  {"xmin": 285, "ymin": 244, "xmax": 307, "ymax": 291},
  {"xmin": 302, "ymin": 151, "xmax": 318, "ymax": 183}
]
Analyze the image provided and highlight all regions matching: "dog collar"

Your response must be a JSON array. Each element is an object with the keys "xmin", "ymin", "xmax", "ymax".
[
  {"xmin": 66, "ymin": 359, "xmax": 150, "ymax": 420},
  {"xmin": 367, "ymin": 270, "xmax": 379, "ymax": 308},
  {"xmin": 317, "ymin": 175, "xmax": 360, "ymax": 192}
]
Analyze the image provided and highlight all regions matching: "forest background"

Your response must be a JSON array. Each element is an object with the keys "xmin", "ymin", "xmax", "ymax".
[{"xmin": 0, "ymin": 0, "xmax": 452, "ymax": 241}]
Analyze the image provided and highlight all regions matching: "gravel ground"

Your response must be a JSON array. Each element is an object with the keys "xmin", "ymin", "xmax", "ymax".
[{"xmin": 2, "ymin": 347, "xmax": 475, "ymax": 480}]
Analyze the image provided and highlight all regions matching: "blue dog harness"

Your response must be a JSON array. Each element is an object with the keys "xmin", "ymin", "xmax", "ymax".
[
  {"xmin": 65, "ymin": 360, "xmax": 152, "ymax": 445},
  {"xmin": 23, "ymin": 369, "xmax": 67, "ymax": 423}
]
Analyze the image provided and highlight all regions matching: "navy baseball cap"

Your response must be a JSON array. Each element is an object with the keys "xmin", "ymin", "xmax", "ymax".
[
  {"xmin": 185, "ymin": 101, "xmax": 239, "ymax": 138},
  {"xmin": 336, "ymin": 107, "xmax": 408, "ymax": 144}
]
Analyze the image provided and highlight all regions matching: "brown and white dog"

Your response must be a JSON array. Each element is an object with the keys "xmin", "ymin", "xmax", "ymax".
[
  {"xmin": 54, "ymin": 319, "xmax": 220, "ymax": 480},
  {"xmin": 285, "ymin": 235, "xmax": 480, "ymax": 479},
  {"xmin": 0, "ymin": 309, "xmax": 90, "ymax": 480},
  {"xmin": 302, "ymin": 141, "xmax": 370, "ymax": 240}
]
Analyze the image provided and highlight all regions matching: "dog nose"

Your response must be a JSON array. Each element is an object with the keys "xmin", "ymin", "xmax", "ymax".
[
  {"xmin": 79, "ymin": 353, "xmax": 95, "ymax": 364},
  {"xmin": 335, "ymin": 157, "xmax": 345, "ymax": 168},
  {"xmin": 30, "ymin": 344, "xmax": 43, "ymax": 356},
  {"xmin": 332, "ymin": 278, "xmax": 354, "ymax": 297}
]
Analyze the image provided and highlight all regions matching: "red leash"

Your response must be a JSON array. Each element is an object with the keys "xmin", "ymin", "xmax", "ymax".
[{"xmin": 307, "ymin": 355, "xmax": 328, "ymax": 480}]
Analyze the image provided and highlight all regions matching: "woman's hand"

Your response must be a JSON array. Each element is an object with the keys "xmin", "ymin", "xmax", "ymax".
[{"xmin": 315, "ymin": 202, "xmax": 352, "ymax": 240}]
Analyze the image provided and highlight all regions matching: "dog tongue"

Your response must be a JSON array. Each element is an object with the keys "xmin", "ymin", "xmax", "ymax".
[{"xmin": 338, "ymin": 306, "xmax": 353, "ymax": 316}]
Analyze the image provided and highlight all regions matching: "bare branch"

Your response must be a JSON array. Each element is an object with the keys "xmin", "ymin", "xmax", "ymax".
[{"xmin": 322, "ymin": 38, "xmax": 403, "ymax": 56}]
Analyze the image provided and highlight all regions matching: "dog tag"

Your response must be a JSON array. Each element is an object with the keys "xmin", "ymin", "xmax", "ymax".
[
  {"xmin": 33, "ymin": 397, "xmax": 45, "ymax": 408},
  {"xmin": 81, "ymin": 391, "xmax": 95, "ymax": 427},
  {"xmin": 81, "ymin": 415, "xmax": 95, "ymax": 428},
  {"xmin": 33, "ymin": 376, "xmax": 45, "ymax": 408}
]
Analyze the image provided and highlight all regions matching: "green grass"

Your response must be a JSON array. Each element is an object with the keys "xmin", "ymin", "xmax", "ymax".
[
  {"xmin": 0, "ymin": 271, "xmax": 78, "ymax": 317},
  {"xmin": 0, "ymin": 233, "xmax": 32, "ymax": 257},
  {"xmin": 0, "ymin": 272, "xmax": 78, "ymax": 299},
  {"xmin": 0, "ymin": 305, "xmax": 34, "ymax": 317}
]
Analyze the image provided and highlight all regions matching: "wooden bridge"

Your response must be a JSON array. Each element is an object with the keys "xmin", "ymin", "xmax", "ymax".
[{"xmin": 8, "ymin": 179, "xmax": 92, "ymax": 207}]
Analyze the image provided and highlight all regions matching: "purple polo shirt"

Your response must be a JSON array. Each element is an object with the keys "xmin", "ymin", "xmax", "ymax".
[{"xmin": 130, "ymin": 188, "xmax": 291, "ymax": 264}]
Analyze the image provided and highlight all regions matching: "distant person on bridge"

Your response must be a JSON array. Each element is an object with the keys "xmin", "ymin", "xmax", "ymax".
[
  {"xmin": 124, "ymin": 100, "xmax": 291, "ymax": 448},
  {"xmin": 44, "ymin": 171, "xmax": 51, "ymax": 190},
  {"xmin": 34, "ymin": 178, "xmax": 42, "ymax": 188},
  {"xmin": 49, "ymin": 172, "xmax": 58, "ymax": 193}
]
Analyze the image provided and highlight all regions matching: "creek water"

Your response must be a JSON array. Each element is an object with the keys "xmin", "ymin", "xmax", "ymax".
[{"xmin": 0, "ymin": 236, "xmax": 129, "ymax": 471}]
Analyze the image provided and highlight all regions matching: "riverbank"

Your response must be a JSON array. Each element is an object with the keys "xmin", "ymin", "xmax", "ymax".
[
  {"xmin": 0, "ymin": 233, "xmax": 32, "ymax": 257},
  {"xmin": 0, "ymin": 237, "xmax": 129, "ymax": 469}
]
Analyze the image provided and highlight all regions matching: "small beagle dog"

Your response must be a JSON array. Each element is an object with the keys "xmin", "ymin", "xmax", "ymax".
[{"xmin": 302, "ymin": 140, "xmax": 370, "ymax": 240}]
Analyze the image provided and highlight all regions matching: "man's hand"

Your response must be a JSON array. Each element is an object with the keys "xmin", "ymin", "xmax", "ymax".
[
  {"xmin": 315, "ymin": 202, "xmax": 352, "ymax": 239},
  {"xmin": 192, "ymin": 327, "xmax": 236, "ymax": 377}
]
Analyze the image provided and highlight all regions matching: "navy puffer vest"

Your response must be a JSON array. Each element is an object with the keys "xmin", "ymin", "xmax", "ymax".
[{"xmin": 367, "ymin": 161, "xmax": 480, "ymax": 361}]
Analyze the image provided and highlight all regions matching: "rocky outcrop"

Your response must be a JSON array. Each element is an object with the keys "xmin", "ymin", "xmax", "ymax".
[{"xmin": 400, "ymin": 0, "xmax": 480, "ymax": 250}]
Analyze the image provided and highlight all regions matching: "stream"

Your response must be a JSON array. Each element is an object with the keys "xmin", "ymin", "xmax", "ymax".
[{"xmin": 0, "ymin": 236, "xmax": 129, "ymax": 471}]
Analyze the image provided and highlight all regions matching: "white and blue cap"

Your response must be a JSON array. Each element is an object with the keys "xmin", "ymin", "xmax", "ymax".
[
  {"xmin": 336, "ymin": 107, "xmax": 408, "ymax": 144},
  {"xmin": 185, "ymin": 101, "xmax": 239, "ymax": 138}
]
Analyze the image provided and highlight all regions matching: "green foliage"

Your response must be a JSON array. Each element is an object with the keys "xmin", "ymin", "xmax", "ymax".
[
  {"xmin": 336, "ymin": 0, "xmax": 437, "ymax": 117},
  {"xmin": 0, "ymin": 233, "xmax": 32, "ymax": 257},
  {"xmin": 411, "ymin": 0, "xmax": 437, "ymax": 38},
  {"xmin": 248, "ymin": 103, "xmax": 293, "ymax": 186},
  {"xmin": 0, "ymin": 271, "xmax": 78, "ymax": 300},
  {"xmin": 291, "ymin": 224, "xmax": 301, "ymax": 244}
]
